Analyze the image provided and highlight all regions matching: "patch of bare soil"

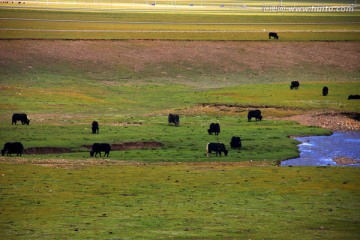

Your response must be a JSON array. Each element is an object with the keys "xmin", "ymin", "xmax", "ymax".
[
  {"xmin": 282, "ymin": 112, "xmax": 360, "ymax": 132},
  {"xmin": 18, "ymin": 142, "xmax": 164, "ymax": 156},
  {"xmin": 0, "ymin": 157, "xmax": 273, "ymax": 169},
  {"xmin": 111, "ymin": 141, "xmax": 164, "ymax": 150},
  {"xmin": 0, "ymin": 157, "xmax": 145, "ymax": 169},
  {"xmin": 24, "ymin": 147, "xmax": 73, "ymax": 154},
  {"xmin": 1, "ymin": 40, "xmax": 359, "ymax": 74},
  {"xmin": 179, "ymin": 104, "xmax": 360, "ymax": 132},
  {"xmin": 107, "ymin": 122, "xmax": 143, "ymax": 127},
  {"xmin": 83, "ymin": 141, "xmax": 164, "ymax": 151},
  {"xmin": 175, "ymin": 103, "xmax": 295, "ymax": 117},
  {"xmin": 333, "ymin": 157, "xmax": 360, "ymax": 165}
]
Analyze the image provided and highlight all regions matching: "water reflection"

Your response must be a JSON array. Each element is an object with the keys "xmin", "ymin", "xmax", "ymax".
[{"xmin": 281, "ymin": 132, "xmax": 360, "ymax": 166}]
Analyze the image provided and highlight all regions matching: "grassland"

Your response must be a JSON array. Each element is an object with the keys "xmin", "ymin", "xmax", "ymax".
[
  {"xmin": 0, "ymin": 39, "xmax": 359, "ymax": 239},
  {"xmin": 1, "ymin": 163, "xmax": 360, "ymax": 240},
  {"xmin": 0, "ymin": 2, "xmax": 359, "ymax": 239}
]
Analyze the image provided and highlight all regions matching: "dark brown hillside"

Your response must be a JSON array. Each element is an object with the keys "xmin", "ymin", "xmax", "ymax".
[{"xmin": 0, "ymin": 40, "xmax": 359, "ymax": 79}]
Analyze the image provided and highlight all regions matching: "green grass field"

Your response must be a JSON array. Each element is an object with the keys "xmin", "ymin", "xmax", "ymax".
[
  {"xmin": 0, "ymin": 2, "xmax": 359, "ymax": 239},
  {"xmin": 1, "ymin": 163, "xmax": 359, "ymax": 239}
]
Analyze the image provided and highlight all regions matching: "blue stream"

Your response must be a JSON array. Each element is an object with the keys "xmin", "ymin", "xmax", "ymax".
[{"xmin": 281, "ymin": 132, "xmax": 360, "ymax": 166}]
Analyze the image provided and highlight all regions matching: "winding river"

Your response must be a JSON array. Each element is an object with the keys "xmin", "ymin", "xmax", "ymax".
[{"xmin": 281, "ymin": 132, "xmax": 360, "ymax": 167}]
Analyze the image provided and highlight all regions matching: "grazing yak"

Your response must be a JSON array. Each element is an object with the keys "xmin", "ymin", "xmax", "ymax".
[
  {"xmin": 269, "ymin": 32, "xmax": 279, "ymax": 39},
  {"xmin": 92, "ymin": 121, "xmax": 99, "ymax": 134},
  {"xmin": 12, "ymin": 113, "xmax": 30, "ymax": 125},
  {"xmin": 322, "ymin": 86, "xmax": 329, "ymax": 96},
  {"xmin": 208, "ymin": 123, "xmax": 220, "ymax": 135},
  {"xmin": 1, "ymin": 142, "xmax": 24, "ymax": 156},
  {"xmin": 206, "ymin": 143, "xmax": 228, "ymax": 157},
  {"xmin": 348, "ymin": 95, "xmax": 360, "ymax": 100},
  {"xmin": 248, "ymin": 110, "xmax": 262, "ymax": 122},
  {"xmin": 168, "ymin": 114, "xmax": 180, "ymax": 126},
  {"xmin": 90, "ymin": 143, "xmax": 111, "ymax": 157},
  {"xmin": 230, "ymin": 136, "xmax": 242, "ymax": 150},
  {"xmin": 290, "ymin": 81, "xmax": 300, "ymax": 90}
]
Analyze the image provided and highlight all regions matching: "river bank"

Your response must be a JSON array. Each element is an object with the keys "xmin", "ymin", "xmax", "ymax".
[{"xmin": 283, "ymin": 111, "xmax": 360, "ymax": 132}]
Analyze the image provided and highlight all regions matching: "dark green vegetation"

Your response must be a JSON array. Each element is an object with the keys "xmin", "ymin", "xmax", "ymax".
[{"xmin": 1, "ymin": 163, "xmax": 359, "ymax": 239}]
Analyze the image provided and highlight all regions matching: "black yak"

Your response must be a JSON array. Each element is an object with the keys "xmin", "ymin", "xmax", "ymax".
[
  {"xmin": 206, "ymin": 143, "xmax": 228, "ymax": 157},
  {"xmin": 168, "ymin": 114, "xmax": 180, "ymax": 126},
  {"xmin": 1, "ymin": 142, "xmax": 24, "ymax": 156},
  {"xmin": 230, "ymin": 136, "xmax": 242, "ymax": 150},
  {"xmin": 90, "ymin": 143, "xmax": 111, "ymax": 157},
  {"xmin": 248, "ymin": 110, "xmax": 262, "ymax": 122},
  {"xmin": 290, "ymin": 81, "xmax": 300, "ymax": 90},
  {"xmin": 92, "ymin": 121, "xmax": 99, "ymax": 134},
  {"xmin": 348, "ymin": 95, "xmax": 360, "ymax": 100},
  {"xmin": 322, "ymin": 86, "xmax": 329, "ymax": 96},
  {"xmin": 208, "ymin": 123, "xmax": 220, "ymax": 135},
  {"xmin": 12, "ymin": 113, "xmax": 30, "ymax": 125},
  {"xmin": 269, "ymin": 32, "xmax": 279, "ymax": 39}
]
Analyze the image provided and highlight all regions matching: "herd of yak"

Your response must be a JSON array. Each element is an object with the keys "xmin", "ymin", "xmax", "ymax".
[
  {"xmin": 1, "ymin": 110, "xmax": 260, "ymax": 158},
  {"xmin": 2, "ymin": 82, "xmax": 359, "ymax": 158}
]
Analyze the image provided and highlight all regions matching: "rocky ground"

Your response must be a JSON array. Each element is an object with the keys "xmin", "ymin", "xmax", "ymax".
[
  {"xmin": 334, "ymin": 157, "xmax": 360, "ymax": 165},
  {"xmin": 283, "ymin": 111, "xmax": 360, "ymax": 132}
]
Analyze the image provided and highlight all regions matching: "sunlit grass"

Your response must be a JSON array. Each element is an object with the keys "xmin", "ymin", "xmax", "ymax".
[{"xmin": 1, "ymin": 3, "xmax": 359, "ymax": 40}]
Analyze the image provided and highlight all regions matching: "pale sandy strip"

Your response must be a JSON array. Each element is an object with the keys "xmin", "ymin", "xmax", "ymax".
[{"xmin": 1, "ymin": 28, "xmax": 360, "ymax": 33}]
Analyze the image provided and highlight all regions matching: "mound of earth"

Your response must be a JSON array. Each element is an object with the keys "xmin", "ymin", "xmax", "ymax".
[
  {"xmin": 24, "ymin": 147, "xmax": 73, "ymax": 154},
  {"xmin": 283, "ymin": 112, "xmax": 360, "ymax": 132},
  {"xmin": 83, "ymin": 141, "xmax": 164, "ymax": 151},
  {"xmin": 0, "ymin": 157, "xmax": 271, "ymax": 169},
  {"xmin": 334, "ymin": 157, "xmax": 360, "ymax": 165},
  {"xmin": 22, "ymin": 142, "xmax": 163, "ymax": 155},
  {"xmin": 111, "ymin": 141, "xmax": 164, "ymax": 150}
]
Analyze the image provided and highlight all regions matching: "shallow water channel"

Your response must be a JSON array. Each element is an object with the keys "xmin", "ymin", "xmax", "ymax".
[{"xmin": 281, "ymin": 132, "xmax": 360, "ymax": 167}]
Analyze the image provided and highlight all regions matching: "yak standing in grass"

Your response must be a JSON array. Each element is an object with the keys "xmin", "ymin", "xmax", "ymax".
[
  {"xmin": 206, "ymin": 142, "xmax": 228, "ymax": 157},
  {"xmin": 208, "ymin": 123, "xmax": 220, "ymax": 135},
  {"xmin": 92, "ymin": 121, "xmax": 99, "ymax": 134},
  {"xmin": 348, "ymin": 95, "xmax": 360, "ymax": 100},
  {"xmin": 230, "ymin": 136, "xmax": 242, "ymax": 150},
  {"xmin": 12, "ymin": 113, "xmax": 30, "ymax": 125},
  {"xmin": 269, "ymin": 32, "xmax": 279, "ymax": 39},
  {"xmin": 322, "ymin": 86, "xmax": 329, "ymax": 96},
  {"xmin": 1, "ymin": 142, "xmax": 24, "ymax": 156},
  {"xmin": 290, "ymin": 81, "xmax": 300, "ymax": 90},
  {"xmin": 248, "ymin": 110, "xmax": 262, "ymax": 122},
  {"xmin": 168, "ymin": 114, "xmax": 180, "ymax": 127},
  {"xmin": 90, "ymin": 143, "xmax": 111, "ymax": 157}
]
